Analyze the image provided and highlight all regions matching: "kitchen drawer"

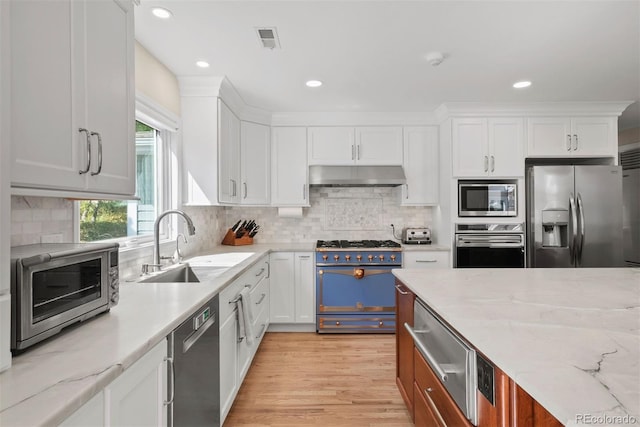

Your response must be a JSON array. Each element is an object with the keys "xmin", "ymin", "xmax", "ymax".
[
  {"xmin": 403, "ymin": 251, "xmax": 450, "ymax": 268},
  {"xmin": 219, "ymin": 257, "xmax": 269, "ymax": 321},
  {"xmin": 414, "ymin": 348, "xmax": 471, "ymax": 427},
  {"xmin": 317, "ymin": 315, "xmax": 395, "ymax": 333},
  {"xmin": 413, "ymin": 381, "xmax": 443, "ymax": 427},
  {"xmin": 250, "ymin": 274, "xmax": 269, "ymax": 325}
]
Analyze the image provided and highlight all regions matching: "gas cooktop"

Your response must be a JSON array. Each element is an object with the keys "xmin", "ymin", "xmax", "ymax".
[{"xmin": 316, "ymin": 240, "xmax": 402, "ymax": 249}]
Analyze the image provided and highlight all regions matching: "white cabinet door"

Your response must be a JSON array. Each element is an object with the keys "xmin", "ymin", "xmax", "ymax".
[
  {"xmin": 403, "ymin": 251, "xmax": 450, "ymax": 268},
  {"xmin": 527, "ymin": 116, "xmax": 616, "ymax": 157},
  {"xmin": 108, "ymin": 339, "xmax": 167, "ymax": 427},
  {"xmin": 294, "ymin": 253, "xmax": 315, "ymax": 323},
  {"xmin": 452, "ymin": 118, "xmax": 489, "ymax": 177},
  {"xmin": 218, "ymin": 100, "xmax": 241, "ymax": 203},
  {"xmin": 9, "ymin": 0, "xmax": 134, "ymax": 196},
  {"xmin": 355, "ymin": 127, "xmax": 403, "ymax": 165},
  {"xmin": 401, "ymin": 126, "xmax": 439, "ymax": 205},
  {"xmin": 307, "ymin": 127, "xmax": 354, "ymax": 165},
  {"xmin": 269, "ymin": 252, "xmax": 295, "ymax": 323},
  {"xmin": 271, "ymin": 127, "xmax": 309, "ymax": 206},
  {"xmin": 527, "ymin": 117, "xmax": 573, "ymax": 156},
  {"xmin": 10, "ymin": 0, "xmax": 84, "ymax": 191},
  {"xmin": 571, "ymin": 117, "xmax": 616, "ymax": 156},
  {"xmin": 83, "ymin": 0, "xmax": 135, "ymax": 195},
  {"xmin": 488, "ymin": 118, "xmax": 524, "ymax": 177},
  {"xmin": 60, "ymin": 392, "xmax": 105, "ymax": 427},
  {"xmin": 219, "ymin": 312, "xmax": 239, "ymax": 423},
  {"xmin": 240, "ymin": 121, "xmax": 270, "ymax": 205}
]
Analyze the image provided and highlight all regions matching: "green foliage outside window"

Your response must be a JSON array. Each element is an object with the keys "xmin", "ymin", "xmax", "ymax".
[{"xmin": 79, "ymin": 200, "xmax": 127, "ymax": 241}]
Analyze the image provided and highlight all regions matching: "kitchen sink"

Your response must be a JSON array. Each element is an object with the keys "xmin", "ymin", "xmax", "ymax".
[{"xmin": 138, "ymin": 264, "xmax": 201, "ymax": 283}]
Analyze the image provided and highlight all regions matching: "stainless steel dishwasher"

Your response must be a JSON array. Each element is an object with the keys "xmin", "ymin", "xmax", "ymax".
[{"xmin": 167, "ymin": 294, "xmax": 220, "ymax": 427}]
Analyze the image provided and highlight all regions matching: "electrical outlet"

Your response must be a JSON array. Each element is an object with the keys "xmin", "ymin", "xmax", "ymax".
[{"xmin": 41, "ymin": 234, "xmax": 63, "ymax": 244}]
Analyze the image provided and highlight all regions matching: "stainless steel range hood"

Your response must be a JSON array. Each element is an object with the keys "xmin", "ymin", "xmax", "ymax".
[{"xmin": 309, "ymin": 165, "xmax": 406, "ymax": 187}]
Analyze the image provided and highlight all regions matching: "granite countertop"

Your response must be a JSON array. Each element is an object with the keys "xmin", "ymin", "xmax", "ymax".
[
  {"xmin": 0, "ymin": 243, "xmax": 314, "ymax": 426},
  {"xmin": 392, "ymin": 268, "xmax": 640, "ymax": 426}
]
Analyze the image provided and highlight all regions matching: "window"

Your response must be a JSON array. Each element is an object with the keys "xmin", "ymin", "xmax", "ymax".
[{"xmin": 79, "ymin": 120, "xmax": 166, "ymax": 243}]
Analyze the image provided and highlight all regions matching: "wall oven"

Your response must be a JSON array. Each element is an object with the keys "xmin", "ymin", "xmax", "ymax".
[
  {"xmin": 10, "ymin": 243, "xmax": 119, "ymax": 351},
  {"xmin": 458, "ymin": 181, "xmax": 517, "ymax": 217},
  {"xmin": 454, "ymin": 224, "xmax": 525, "ymax": 268}
]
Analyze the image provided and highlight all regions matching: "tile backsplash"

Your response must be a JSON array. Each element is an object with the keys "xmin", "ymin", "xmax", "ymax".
[{"xmin": 10, "ymin": 187, "xmax": 432, "ymax": 276}]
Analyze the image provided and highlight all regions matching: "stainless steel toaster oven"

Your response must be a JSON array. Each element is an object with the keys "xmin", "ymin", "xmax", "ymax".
[{"xmin": 10, "ymin": 243, "xmax": 119, "ymax": 351}]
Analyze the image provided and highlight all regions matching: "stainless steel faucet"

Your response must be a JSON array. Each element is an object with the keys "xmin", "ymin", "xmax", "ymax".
[{"xmin": 143, "ymin": 210, "xmax": 196, "ymax": 274}]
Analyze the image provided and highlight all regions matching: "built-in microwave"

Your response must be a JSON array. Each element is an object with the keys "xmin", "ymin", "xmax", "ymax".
[
  {"xmin": 10, "ymin": 243, "xmax": 119, "ymax": 352},
  {"xmin": 458, "ymin": 181, "xmax": 517, "ymax": 217}
]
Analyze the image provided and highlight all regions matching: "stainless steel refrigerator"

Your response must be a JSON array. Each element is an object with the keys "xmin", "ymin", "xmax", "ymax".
[{"xmin": 526, "ymin": 165, "xmax": 624, "ymax": 268}]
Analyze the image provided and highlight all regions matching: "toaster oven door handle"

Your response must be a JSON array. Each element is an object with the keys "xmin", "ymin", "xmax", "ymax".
[{"xmin": 404, "ymin": 322, "xmax": 449, "ymax": 382}]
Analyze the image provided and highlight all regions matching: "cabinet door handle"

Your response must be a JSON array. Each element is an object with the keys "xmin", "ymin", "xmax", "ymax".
[
  {"xmin": 298, "ymin": 255, "xmax": 311, "ymax": 259},
  {"xmin": 405, "ymin": 184, "xmax": 409, "ymax": 199},
  {"xmin": 89, "ymin": 132, "xmax": 103, "ymax": 176},
  {"xmin": 423, "ymin": 387, "xmax": 447, "ymax": 427},
  {"xmin": 255, "ymin": 293, "xmax": 266, "ymax": 305},
  {"xmin": 243, "ymin": 182, "xmax": 248, "ymax": 199},
  {"xmin": 357, "ymin": 144, "xmax": 360, "ymax": 160},
  {"xmin": 266, "ymin": 261, "xmax": 270, "ymax": 278},
  {"xmin": 395, "ymin": 284, "xmax": 409, "ymax": 295},
  {"xmin": 573, "ymin": 134, "xmax": 578, "ymax": 151},
  {"xmin": 351, "ymin": 144, "xmax": 355, "ymax": 160},
  {"xmin": 490, "ymin": 155, "xmax": 495, "ymax": 172},
  {"xmin": 78, "ymin": 128, "xmax": 91, "ymax": 175},
  {"xmin": 566, "ymin": 134, "xmax": 572, "ymax": 151},
  {"xmin": 484, "ymin": 155, "xmax": 488, "ymax": 172},
  {"xmin": 255, "ymin": 324, "xmax": 267, "ymax": 340},
  {"xmin": 302, "ymin": 184, "xmax": 306, "ymax": 200},
  {"xmin": 164, "ymin": 356, "xmax": 175, "ymax": 406}
]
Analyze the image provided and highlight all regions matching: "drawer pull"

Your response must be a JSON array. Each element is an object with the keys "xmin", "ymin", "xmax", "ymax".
[
  {"xmin": 416, "ymin": 259, "xmax": 437, "ymax": 263},
  {"xmin": 255, "ymin": 268, "xmax": 265, "ymax": 276},
  {"xmin": 395, "ymin": 284, "xmax": 409, "ymax": 295},
  {"xmin": 255, "ymin": 293, "xmax": 266, "ymax": 305},
  {"xmin": 424, "ymin": 387, "xmax": 447, "ymax": 426},
  {"xmin": 255, "ymin": 324, "xmax": 267, "ymax": 339}
]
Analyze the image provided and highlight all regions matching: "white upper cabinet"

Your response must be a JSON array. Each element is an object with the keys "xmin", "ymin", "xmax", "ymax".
[
  {"xmin": 308, "ymin": 126, "xmax": 402, "ymax": 165},
  {"xmin": 400, "ymin": 126, "xmax": 439, "ymax": 205},
  {"xmin": 218, "ymin": 100, "xmax": 241, "ymax": 204},
  {"xmin": 452, "ymin": 118, "xmax": 524, "ymax": 178},
  {"xmin": 527, "ymin": 116, "xmax": 617, "ymax": 158},
  {"xmin": 10, "ymin": 0, "xmax": 135, "ymax": 196},
  {"xmin": 271, "ymin": 127, "xmax": 309, "ymax": 206},
  {"xmin": 240, "ymin": 121, "xmax": 270, "ymax": 205}
]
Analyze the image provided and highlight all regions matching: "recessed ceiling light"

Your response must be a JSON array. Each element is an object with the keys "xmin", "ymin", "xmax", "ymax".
[
  {"xmin": 151, "ymin": 7, "xmax": 172, "ymax": 19},
  {"xmin": 196, "ymin": 61, "xmax": 210, "ymax": 68},
  {"xmin": 513, "ymin": 80, "xmax": 532, "ymax": 89},
  {"xmin": 305, "ymin": 80, "xmax": 323, "ymax": 88}
]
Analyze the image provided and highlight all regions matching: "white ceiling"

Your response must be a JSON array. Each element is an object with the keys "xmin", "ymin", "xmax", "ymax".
[{"xmin": 135, "ymin": 0, "xmax": 640, "ymax": 129}]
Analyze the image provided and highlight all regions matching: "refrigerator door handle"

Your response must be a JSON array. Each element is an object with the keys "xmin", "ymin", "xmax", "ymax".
[
  {"xmin": 569, "ymin": 193, "xmax": 578, "ymax": 265},
  {"xmin": 576, "ymin": 193, "xmax": 585, "ymax": 266}
]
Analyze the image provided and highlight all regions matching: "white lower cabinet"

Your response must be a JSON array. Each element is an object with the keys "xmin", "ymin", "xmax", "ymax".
[
  {"xmin": 402, "ymin": 251, "xmax": 450, "ymax": 268},
  {"xmin": 218, "ymin": 256, "xmax": 270, "ymax": 425},
  {"xmin": 269, "ymin": 252, "xmax": 315, "ymax": 325},
  {"xmin": 61, "ymin": 339, "xmax": 167, "ymax": 427}
]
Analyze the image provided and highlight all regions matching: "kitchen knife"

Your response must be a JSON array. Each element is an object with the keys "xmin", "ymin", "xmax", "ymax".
[{"xmin": 231, "ymin": 220, "xmax": 242, "ymax": 231}]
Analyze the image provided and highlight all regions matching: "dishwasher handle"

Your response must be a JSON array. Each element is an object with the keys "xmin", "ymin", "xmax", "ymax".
[
  {"xmin": 182, "ymin": 315, "xmax": 216, "ymax": 354},
  {"xmin": 164, "ymin": 356, "xmax": 175, "ymax": 406},
  {"xmin": 404, "ymin": 322, "xmax": 449, "ymax": 382}
]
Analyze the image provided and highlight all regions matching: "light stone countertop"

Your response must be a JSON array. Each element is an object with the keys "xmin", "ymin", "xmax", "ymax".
[
  {"xmin": 401, "ymin": 243, "xmax": 450, "ymax": 251},
  {"xmin": 0, "ymin": 243, "xmax": 314, "ymax": 427},
  {"xmin": 392, "ymin": 268, "xmax": 640, "ymax": 427}
]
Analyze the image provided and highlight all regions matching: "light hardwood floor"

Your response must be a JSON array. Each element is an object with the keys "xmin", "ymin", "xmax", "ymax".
[{"xmin": 224, "ymin": 332, "xmax": 413, "ymax": 427}]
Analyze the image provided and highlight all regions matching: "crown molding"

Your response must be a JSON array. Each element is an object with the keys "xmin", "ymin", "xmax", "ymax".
[
  {"xmin": 436, "ymin": 101, "xmax": 634, "ymax": 120},
  {"xmin": 270, "ymin": 111, "xmax": 438, "ymax": 127}
]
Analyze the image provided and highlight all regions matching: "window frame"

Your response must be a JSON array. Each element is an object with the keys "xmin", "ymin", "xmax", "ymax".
[{"xmin": 74, "ymin": 93, "xmax": 181, "ymax": 252}]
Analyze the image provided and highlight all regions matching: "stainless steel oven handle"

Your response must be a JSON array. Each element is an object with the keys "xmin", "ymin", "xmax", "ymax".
[{"xmin": 404, "ymin": 322, "xmax": 448, "ymax": 382}]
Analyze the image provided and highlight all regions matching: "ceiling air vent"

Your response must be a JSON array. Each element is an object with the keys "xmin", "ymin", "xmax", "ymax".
[{"xmin": 256, "ymin": 27, "xmax": 280, "ymax": 49}]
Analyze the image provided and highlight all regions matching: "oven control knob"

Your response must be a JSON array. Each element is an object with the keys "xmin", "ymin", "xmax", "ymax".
[
  {"xmin": 345, "ymin": 255, "xmax": 351, "ymax": 261},
  {"xmin": 367, "ymin": 254, "xmax": 374, "ymax": 261},
  {"xmin": 333, "ymin": 254, "xmax": 340, "ymax": 261},
  {"xmin": 378, "ymin": 255, "xmax": 385, "ymax": 261},
  {"xmin": 390, "ymin": 254, "xmax": 396, "ymax": 261},
  {"xmin": 322, "ymin": 255, "xmax": 328, "ymax": 261},
  {"xmin": 356, "ymin": 255, "xmax": 362, "ymax": 261}
]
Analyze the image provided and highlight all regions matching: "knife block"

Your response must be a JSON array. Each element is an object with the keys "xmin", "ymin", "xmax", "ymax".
[{"xmin": 221, "ymin": 229, "xmax": 254, "ymax": 246}]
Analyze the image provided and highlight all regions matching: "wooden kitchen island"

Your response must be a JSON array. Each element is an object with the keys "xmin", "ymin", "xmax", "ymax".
[{"xmin": 393, "ymin": 268, "xmax": 640, "ymax": 427}]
